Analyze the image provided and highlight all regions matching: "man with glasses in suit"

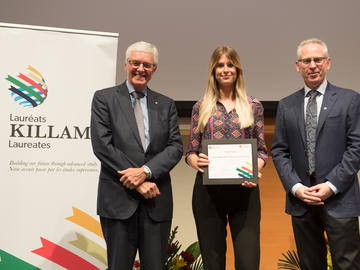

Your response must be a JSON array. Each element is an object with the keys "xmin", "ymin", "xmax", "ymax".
[
  {"xmin": 91, "ymin": 41, "xmax": 183, "ymax": 270},
  {"xmin": 272, "ymin": 38, "xmax": 360, "ymax": 270}
]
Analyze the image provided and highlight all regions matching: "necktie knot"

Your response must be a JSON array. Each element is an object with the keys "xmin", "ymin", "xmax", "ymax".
[
  {"xmin": 307, "ymin": 90, "xmax": 320, "ymax": 99},
  {"xmin": 132, "ymin": 91, "xmax": 144, "ymax": 100}
]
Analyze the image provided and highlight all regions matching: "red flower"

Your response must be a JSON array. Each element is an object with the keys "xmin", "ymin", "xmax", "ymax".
[
  {"xmin": 181, "ymin": 251, "xmax": 195, "ymax": 263},
  {"xmin": 184, "ymin": 267, "xmax": 192, "ymax": 270},
  {"xmin": 168, "ymin": 243, "xmax": 176, "ymax": 254},
  {"xmin": 133, "ymin": 260, "xmax": 140, "ymax": 268}
]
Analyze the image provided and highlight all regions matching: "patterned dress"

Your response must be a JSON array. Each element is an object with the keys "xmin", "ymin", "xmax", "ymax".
[
  {"xmin": 187, "ymin": 97, "xmax": 269, "ymax": 270},
  {"xmin": 186, "ymin": 97, "xmax": 268, "ymax": 164}
]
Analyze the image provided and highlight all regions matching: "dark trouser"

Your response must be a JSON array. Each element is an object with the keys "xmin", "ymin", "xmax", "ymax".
[
  {"xmin": 292, "ymin": 205, "xmax": 360, "ymax": 270},
  {"xmin": 192, "ymin": 172, "xmax": 261, "ymax": 270},
  {"xmin": 100, "ymin": 204, "xmax": 171, "ymax": 270}
]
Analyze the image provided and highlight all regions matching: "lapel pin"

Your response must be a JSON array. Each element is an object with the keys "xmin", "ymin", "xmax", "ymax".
[
  {"xmin": 155, "ymin": 101, "xmax": 158, "ymax": 105},
  {"xmin": 323, "ymin": 107, "xmax": 327, "ymax": 110}
]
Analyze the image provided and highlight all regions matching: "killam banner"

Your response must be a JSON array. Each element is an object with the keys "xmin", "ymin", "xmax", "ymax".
[{"xmin": 0, "ymin": 22, "xmax": 118, "ymax": 270}]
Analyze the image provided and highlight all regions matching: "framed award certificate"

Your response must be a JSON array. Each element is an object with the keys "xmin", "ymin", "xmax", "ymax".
[{"xmin": 202, "ymin": 138, "xmax": 258, "ymax": 185}]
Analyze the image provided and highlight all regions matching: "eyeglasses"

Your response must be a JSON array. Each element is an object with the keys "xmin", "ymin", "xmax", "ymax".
[
  {"xmin": 298, "ymin": 57, "xmax": 328, "ymax": 65},
  {"xmin": 128, "ymin": 59, "xmax": 155, "ymax": 69}
]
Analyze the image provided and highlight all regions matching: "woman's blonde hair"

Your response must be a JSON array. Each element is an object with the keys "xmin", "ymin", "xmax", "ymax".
[{"xmin": 198, "ymin": 46, "xmax": 254, "ymax": 132}]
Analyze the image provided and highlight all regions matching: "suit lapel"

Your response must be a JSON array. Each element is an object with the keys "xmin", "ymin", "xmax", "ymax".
[
  {"xmin": 295, "ymin": 89, "xmax": 306, "ymax": 147},
  {"xmin": 116, "ymin": 83, "xmax": 143, "ymax": 148},
  {"xmin": 317, "ymin": 83, "xmax": 337, "ymax": 136},
  {"xmin": 146, "ymin": 89, "xmax": 160, "ymax": 151}
]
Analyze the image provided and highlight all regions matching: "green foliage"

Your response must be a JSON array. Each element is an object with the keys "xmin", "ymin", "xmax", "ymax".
[
  {"xmin": 185, "ymin": 241, "xmax": 203, "ymax": 270},
  {"xmin": 278, "ymin": 250, "xmax": 301, "ymax": 270},
  {"xmin": 278, "ymin": 245, "xmax": 333, "ymax": 270},
  {"xmin": 326, "ymin": 244, "xmax": 333, "ymax": 270},
  {"xmin": 185, "ymin": 241, "xmax": 201, "ymax": 259},
  {"xmin": 165, "ymin": 226, "xmax": 204, "ymax": 270}
]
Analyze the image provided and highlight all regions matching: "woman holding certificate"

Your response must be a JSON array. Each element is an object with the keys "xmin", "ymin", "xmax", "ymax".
[{"xmin": 186, "ymin": 46, "xmax": 268, "ymax": 270}]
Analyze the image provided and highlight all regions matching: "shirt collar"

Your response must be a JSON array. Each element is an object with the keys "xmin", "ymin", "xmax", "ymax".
[
  {"xmin": 126, "ymin": 80, "xmax": 148, "ymax": 96},
  {"xmin": 304, "ymin": 80, "xmax": 327, "ymax": 97}
]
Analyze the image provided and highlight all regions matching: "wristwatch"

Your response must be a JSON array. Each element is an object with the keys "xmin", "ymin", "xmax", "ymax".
[{"xmin": 144, "ymin": 166, "xmax": 151, "ymax": 179}]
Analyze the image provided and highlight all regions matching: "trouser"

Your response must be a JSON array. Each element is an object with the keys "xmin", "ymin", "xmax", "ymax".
[
  {"xmin": 292, "ymin": 205, "xmax": 360, "ymax": 270},
  {"xmin": 100, "ymin": 204, "xmax": 171, "ymax": 270},
  {"xmin": 192, "ymin": 172, "xmax": 261, "ymax": 270}
]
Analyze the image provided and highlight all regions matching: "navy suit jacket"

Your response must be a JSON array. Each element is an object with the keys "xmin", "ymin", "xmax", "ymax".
[
  {"xmin": 90, "ymin": 82, "xmax": 183, "ymax": 222},
  {"xmin": 271, "ymin": 82, "xmax": 360, "ymax": 218}
]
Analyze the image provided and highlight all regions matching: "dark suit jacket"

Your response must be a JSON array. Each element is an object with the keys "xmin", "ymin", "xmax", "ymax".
[
  {"xmin": 90, "ymin": 82, "xmax": 183, "ymax": 222},
  {"xmin": 271, "ymin": 82, "xmax": 360, "ymax": 218}
]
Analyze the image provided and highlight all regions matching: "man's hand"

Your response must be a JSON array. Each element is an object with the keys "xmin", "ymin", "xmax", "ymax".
[
  {"xmin": 136, "ymin": 182, "xmax": 160, "ymax": 199},
  {"xmin": 295, "ymin": 185, "xmax": 324, "ymax": 205},
  {"xmin": 118, "ymin": 167, "xmax": 147, "ymax": 190},
  {"xmin": 306, "ymin": 183, "xmax": 334, "ymax": 201}
]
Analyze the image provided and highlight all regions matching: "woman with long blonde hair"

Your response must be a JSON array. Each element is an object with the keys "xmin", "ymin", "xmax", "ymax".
[{"xmin": 186, "ymin": 46, "xmax": 268, "ymax": 270}]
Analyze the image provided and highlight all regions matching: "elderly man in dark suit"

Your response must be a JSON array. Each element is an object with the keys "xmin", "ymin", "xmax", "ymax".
[
  {"xmin": 91, "ymin": 41, "xmax": 183, "ymax": 270},
  {"xmin": 271, "ymin": 38, "xmax": 360, "ymax": 270}
]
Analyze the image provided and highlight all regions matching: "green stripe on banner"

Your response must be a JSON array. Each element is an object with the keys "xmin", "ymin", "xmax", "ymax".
[
  {"xmin": 0, "ymin": 249, "xmax": 40, "ymax": 270},
  {"xmin": 6, "ymin": 75, "xmax": 43, "ymax": 103}
]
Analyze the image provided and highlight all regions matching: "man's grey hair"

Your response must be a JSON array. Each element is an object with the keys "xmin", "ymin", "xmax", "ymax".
[
  {"xmin": 297, "ymin": 38, "xmax": 329, "ymax": 59},
  {"xmin": 125, "ymin": 41, "xmax": 159, "ymax": 65}
]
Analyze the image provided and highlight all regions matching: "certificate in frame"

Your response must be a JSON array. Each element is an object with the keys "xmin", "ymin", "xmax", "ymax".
[{"xmin": 202, "ymin": 138, "xmax": 258, "ymax": 185}]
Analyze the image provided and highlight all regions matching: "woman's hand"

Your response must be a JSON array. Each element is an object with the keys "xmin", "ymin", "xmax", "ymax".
[
  {"xmin": 187, "ymin": 153, "xmax": 209, "ymax": 173},
  {"xmin": 241, "ymin": 158, "xmax": 264, "ymax": 188},
  {"xmin": 242, "ymin": 181, "xmax": 257, "ymax": 188}
]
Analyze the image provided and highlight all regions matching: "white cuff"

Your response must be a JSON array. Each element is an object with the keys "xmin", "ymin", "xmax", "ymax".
[
  {"xmin": 325, "ymin": 181, "xmax": 338, "ymax": 194},
  {"xmin": 291, "ymin": 183, "xmax": 304, "ymax": 196}
]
